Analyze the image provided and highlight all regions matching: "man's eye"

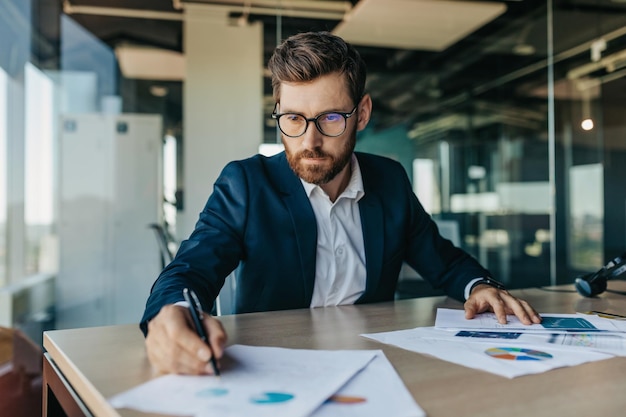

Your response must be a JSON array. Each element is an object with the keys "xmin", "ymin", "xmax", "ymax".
[
  {"xmin": 321, "ymin": 113, "xmax": 342, "ymax": 122},
  {"xmin": 284, "ymin": 114, "xmax": 303, "ymax": 123}
]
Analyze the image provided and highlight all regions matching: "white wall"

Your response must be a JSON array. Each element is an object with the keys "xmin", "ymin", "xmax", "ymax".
[
  {"xmin": 57, "ymin": 114, "xmax": 163, "ymax": 328},
  {"xmin": 182, "ymin": 5, "xmax": 263, "ymax": 238}
]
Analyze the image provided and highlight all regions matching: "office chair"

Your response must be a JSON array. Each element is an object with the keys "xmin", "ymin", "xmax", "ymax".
[{"xmin": 149, "ymin": 223, "xmax": 175, "ymax": 269}]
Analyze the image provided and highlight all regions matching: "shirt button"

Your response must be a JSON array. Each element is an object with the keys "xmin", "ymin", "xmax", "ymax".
[{"xmin": 336, "ymin": 247, "xmax": 344, "ymax": 256}]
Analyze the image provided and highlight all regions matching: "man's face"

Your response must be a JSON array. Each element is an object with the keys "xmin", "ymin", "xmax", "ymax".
[{"xmin": 278, "ymin": 73, "xmax": 358, "ymax": 185}]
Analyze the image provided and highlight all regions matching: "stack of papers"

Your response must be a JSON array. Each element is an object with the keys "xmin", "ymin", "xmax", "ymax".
[
  {"xmin": 109, "ymin": 345, "xmax": 425, "ymax": 417},
  {"xmin": 363, "ymin": 308, "xmax": 626, "ymax": 378}
]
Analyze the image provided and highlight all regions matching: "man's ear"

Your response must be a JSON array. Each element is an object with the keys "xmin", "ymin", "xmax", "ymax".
[{"xmin": 356, "ymin": 94, "xmax": 372, "ymax": 132}]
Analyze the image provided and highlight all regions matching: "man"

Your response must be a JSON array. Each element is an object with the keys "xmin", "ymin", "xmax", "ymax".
[{"xmin": 141, "ymin": 31, "xmax": 541, "ymax": 375}]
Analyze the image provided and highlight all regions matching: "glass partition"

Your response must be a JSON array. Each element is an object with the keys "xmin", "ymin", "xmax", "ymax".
[
  {"xmin": 552, "ymin": 0, "xmax": 626, "ymax": 282},
  {"xmin": 0, "ymin": 0, "xmax": 31, "ymax": 284},
  {"xmin": 0, "ymin": 67, "xmax": 7, "ymax": 286},
  {"xmin": 2, "ymin": 0, "xmax": 626, "ymax": 303},
  {"xmin": 354, "ymin": 1, "xmax": 626, "ymax": 291},
  {"xmin": 356, "ymin": 4, "xmax": 554, "ymax": 289}
]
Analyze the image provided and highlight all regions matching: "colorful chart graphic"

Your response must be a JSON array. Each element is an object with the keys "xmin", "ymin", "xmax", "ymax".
[
  {"xmin": 565, "ymin": 334, "xmax": 596, "ymax": 347},
  {"xmin": 196, "ymin": 387, "xmax": 229, "ymax": 398},
  {"xmin": 250, "ymin": 392, "xmax": 295, "ymax": 404},
  {"xmin": 327, "ymin": 395, "xmax": 367, "ymax": 404},
  {"xmin": 456, "ymin": 331, "xmax": 522, "ymax": 339},
  {"xmin": 540, "ymin": 317, "xmax": 597, "ymax": 330},
  {"xmin": 485, "ymin": 347, "xmax": 553, "ymax": 361}
]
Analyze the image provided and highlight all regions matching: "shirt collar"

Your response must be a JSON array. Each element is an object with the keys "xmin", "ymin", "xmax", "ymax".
[{"xmin": 301, "ymin": 154, "xmax": 365, "ymax": 202}]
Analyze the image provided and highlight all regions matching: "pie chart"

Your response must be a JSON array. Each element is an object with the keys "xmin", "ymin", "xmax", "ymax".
[
  {"xmin": 327, "ymin": 395, "xmax": 367, "ymax": 404},
  {"xmin": 196, "ymin": 387, "xmax": 229, "ymax": 398},
  {"xmin": 485, "ymin": 347, "xmax": 553, "ymax": 361},
  {"xmin": 250, "ymin": 392, "xmax": 295, "ymax": 404}
]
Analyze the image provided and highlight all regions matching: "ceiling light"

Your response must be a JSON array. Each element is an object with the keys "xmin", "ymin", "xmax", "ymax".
[
  {"xmin": 334, "ymin": 0, "xmax": 506, "ymax": 51},
  {"xmin": 512, "ymin": 44, "xmax": 535, "ymax": 56},
  {"xmin": 115, "ymin": 45, "xmax": 186, "ymax": 81},
  {"xmin": 581, "ymin": 118, "xmax": 594, "ymax": 131},
  {"xmin": 150, "ymin": 85, "xmax": 169, "ymax": 97}
]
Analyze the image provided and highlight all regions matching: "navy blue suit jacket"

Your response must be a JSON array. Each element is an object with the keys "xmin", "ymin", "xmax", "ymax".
[{"xmin": 140, "ymin": 152, "xmax": 490, "ymax": 334}]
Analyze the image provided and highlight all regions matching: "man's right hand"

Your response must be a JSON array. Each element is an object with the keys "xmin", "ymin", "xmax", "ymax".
[{"xmin": 145, "ymin": 304, "xmax": 227, "ymax": 375}]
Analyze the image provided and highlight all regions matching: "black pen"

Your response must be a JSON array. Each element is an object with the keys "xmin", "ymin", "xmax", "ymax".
[{"xmin": 183, "ymin": 288, "xmax": 220, "ymax": 376}]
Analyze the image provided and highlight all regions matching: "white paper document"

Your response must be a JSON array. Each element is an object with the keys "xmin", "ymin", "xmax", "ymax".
[
  {"xmin": 311, "ymin": 351, "xmax": 424, "ymax": 417},
  {"xmin": 362, "ymin": 327, "xmax": 614, "ymax": 379},
  {"xmin": 109, "ymin": 345, "xmax": 424, "ymax": 417},
  {"xmin": 413, "ymin": 326, "xmax": 626, "ymax": 357},
  {"xmin": 435, "ymin": 308, "xmax": 625, "ymax": 334},
  {"xmin": 109, "ymin": 345, "xmax": 376, "ymax": 417}
]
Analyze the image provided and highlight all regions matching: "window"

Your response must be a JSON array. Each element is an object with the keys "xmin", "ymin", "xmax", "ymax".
[{"xmin": 24, "ymin": 63, "xmax": 55, "ymax": 275}]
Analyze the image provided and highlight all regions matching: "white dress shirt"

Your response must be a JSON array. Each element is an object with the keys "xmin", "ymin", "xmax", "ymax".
[
  {"xmin": 302, "ymin": 154, "xmax": 479, "ymax": 308},
  {"xmin": 303, "ymin": 154, "xmax": 367, "ymax": 307}
]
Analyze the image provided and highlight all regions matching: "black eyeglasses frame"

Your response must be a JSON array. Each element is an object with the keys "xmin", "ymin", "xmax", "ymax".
[{"xmin": 271, "ymin": 104, "xmax": 358, "ymax": 138}]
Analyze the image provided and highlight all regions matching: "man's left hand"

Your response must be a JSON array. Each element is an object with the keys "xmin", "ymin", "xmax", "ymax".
[{"xmin": 464, "ymin": 284, "xmax": 542, "ymax": 325}]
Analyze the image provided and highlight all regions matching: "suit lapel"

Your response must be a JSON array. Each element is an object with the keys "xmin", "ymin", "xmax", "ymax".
[
  {"xmin": 269, "ymin": 152, "xmax": 385, "ymax": 303},
  {"xmin": 356, "ymin": 154, "xmax": 384, "ymax": 299},
  {"xmin": 271, "ymin": 154, "xmax": 317, "ymax": 302},
  {"xmin": 359, "ymin": 191, "xmax": 384, "ymax": 299}
]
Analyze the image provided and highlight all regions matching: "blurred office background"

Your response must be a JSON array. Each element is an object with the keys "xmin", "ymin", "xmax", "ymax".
[{"xmin": 1, "ymin": 0, "xmax": 626, "ymax": 343}]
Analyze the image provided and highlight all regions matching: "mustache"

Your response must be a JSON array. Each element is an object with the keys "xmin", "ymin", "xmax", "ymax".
[{"xmin": 296, "ymin": 148, "xmax": 329, "ymax": 159}]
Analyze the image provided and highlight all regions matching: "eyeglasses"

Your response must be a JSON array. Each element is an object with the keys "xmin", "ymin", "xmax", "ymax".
[{"xmin": 271, "ymin": 105, "xmax": 358, "ymax": 138}]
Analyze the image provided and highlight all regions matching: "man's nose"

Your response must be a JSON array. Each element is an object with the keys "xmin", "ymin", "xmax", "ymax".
[{"xmin": 300, "ymin": 121, "xmax": 324, "ymax": 149}]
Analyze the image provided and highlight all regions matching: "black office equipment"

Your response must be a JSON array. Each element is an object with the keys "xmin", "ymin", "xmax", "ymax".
[{"xmin": 575, "ymin": 252, "xmax": 626, "ymax": 297}]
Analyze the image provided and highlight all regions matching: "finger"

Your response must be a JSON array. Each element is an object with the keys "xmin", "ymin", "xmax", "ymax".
[
  {"xmin": 500, "ymin": 295, "xmax": 544, "ymax": 325},
  {"xmin": 148, "ymin": 305, "xmax": 215, "ymax": 375},
  {"xmin": 205, "ymin": 316, "xmax": 227, "ymax": 359},
  {"xmin": 146, "ymin": 309, "xmax": 184, "ymax": 373},
  {"xmin": 489, "ymin": 295, "xmax": 508, "ymax": 324},
  {"xmin": 530, "ymin": 310, "xmax": 542, "ymax": 324},
  {"xmin": 520, "ymin": 299, "xmax": 542, "ymax": 323},
  {"xmin": 145, "ymin": 331, "xmax": 169, "ymax": 374},
  {"xmin": 504, "ymin": 296, "xmax": 533, "ymax": 325},
  {"xmin": 158, "ymin": 336, "xmax": 211, "ymax": 375},
  {"xmin": 146, "ymin": 315, "xmax": 191, "ymax": 374},
  {"xmin": 515, "ymin": 299, "xmax": 542, "ymax": 324},
  {"xmin": 174, "ymin": 316, "xmax": 219, "ymax": 373},
  {"xmin": 464, "ymin": 287, "xmax": 497, "ymax": 319},
  {"xmin": 464, "ymin": 298, "xmax": 480, "ymax": 320}
]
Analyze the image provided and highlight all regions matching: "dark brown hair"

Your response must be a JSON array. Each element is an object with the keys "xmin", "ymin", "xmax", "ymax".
[{"xmin": 268, "ymin": 31, "xmax": 367, "ymax": 106}]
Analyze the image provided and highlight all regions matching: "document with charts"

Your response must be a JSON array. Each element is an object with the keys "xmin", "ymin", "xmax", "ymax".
[
  {"xmin": 362, "ymin": 327, "xmax": 613, "ymax": 379},
  {"xmin": 434, "ymin": 308, "xmax": 626, "ymax": 334},
  {"xmin": 362, "ymin": 308, "xmax": 625, "ymax": 378},
  {"xmin": 400, "ymin": 326, "xmax": 626, "ymax": 357},
  {"xmin": 109, "ymin": 345, "xmax": 425, "ymax": 417}
]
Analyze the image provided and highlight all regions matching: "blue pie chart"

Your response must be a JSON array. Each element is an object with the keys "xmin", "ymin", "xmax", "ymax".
[
  {"xmin": 196, "ymin": 387, "xmax": 229, "ymax": 398},
  {"xmin": 250, "ymin": 392, "xmax": 295, "ymax": 404}
]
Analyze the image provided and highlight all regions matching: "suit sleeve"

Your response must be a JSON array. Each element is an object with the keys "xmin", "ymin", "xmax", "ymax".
[
  {"xmin": 139, "ymin": 161, "xmax": 248, "ymax": 335},
  {"xmin": 402, "ymin": 169, "xmax": 492, "ymax": 302}
]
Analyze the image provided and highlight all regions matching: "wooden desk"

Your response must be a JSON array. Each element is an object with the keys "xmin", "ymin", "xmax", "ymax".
[{"xmin": 43, "ymin": 284, "xmax": 626, "ymax": 417}]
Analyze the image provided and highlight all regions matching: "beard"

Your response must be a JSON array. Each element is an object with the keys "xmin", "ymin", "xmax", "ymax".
[{"xmin": 285, "ymin": 129, "xmax": 356, "ymax": 185}]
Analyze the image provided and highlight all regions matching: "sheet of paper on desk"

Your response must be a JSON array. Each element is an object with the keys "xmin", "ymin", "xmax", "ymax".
[
  {"xmin": 362, "ymin": 328, "xmax": 614, "ymax": 378},
  {"xmin": 434, "ymin": 308, "xmax": 625, "ymax": 334},
  {"xmin": 108, "ymin": 345, "xmax": 379, "ymax": 417},
  {"xmin": 311, "ymin": 351, "xmax": 425, "ymax": 417},
  {"xmin": 410, "ymin": 326, "xmax": 626, "ymax": 357},
  {"xmin": 578, "ymin": 312, "xmax": 626, "ymax": 332}
]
